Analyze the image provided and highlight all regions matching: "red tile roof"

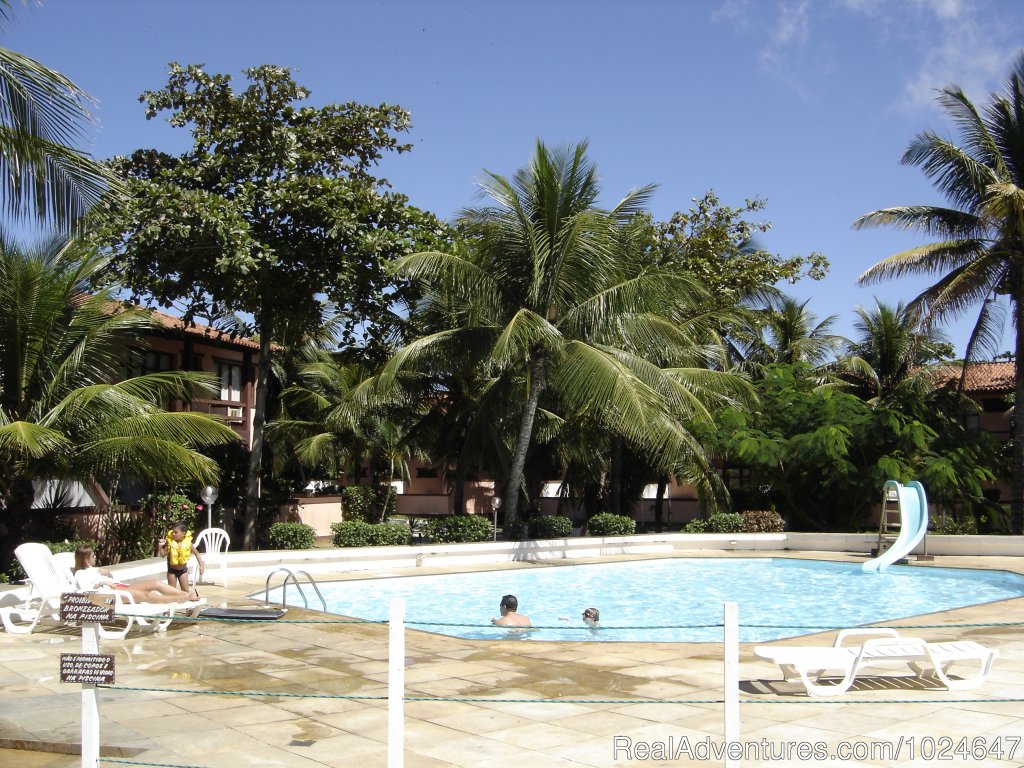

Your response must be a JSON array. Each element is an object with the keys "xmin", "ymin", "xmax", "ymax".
[
  {"xmin": 148, "ymin": 308, "xmax": 262, "ymax": 351},
  {"xmin": 934, "ymin": 361, "xmax": 1015, "ymax": 393}
]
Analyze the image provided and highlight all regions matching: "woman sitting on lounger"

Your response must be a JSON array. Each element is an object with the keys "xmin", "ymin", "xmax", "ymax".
[{"xmin": 73, "ymin": 545, "xmax": 194, "ymax": 604}]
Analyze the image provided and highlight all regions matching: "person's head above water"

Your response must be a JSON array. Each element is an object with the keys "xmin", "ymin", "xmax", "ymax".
[
  {"xmin": 582, "ymin": 607, "xmax": 600, "ymax": 623},
  {"xmin": 500, "ymin": 594, "xmax": 518, "ymax": 613}
]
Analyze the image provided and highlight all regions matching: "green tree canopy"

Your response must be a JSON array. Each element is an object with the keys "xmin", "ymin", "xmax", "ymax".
[
  {"xmin": 0, "ymin": 1, "xmax": 116, "ymax": 232},
  {"xmin": 0, "ymin": 238, "xmax": 238, "ymax": 567},
  {"xmin": 87, "ymin": 64, "xmax": 444, "ymax": 546},
  {"xmin": 854, "ymin": 50, "xmax": 1024, "ymax": 532},
  {"xmin": 714, "ymin": 363, "xmax": 997, "ymax": 531},
  {"xmin": 385, "ymin": 141, "xmax": 753, "ymax": 526}
]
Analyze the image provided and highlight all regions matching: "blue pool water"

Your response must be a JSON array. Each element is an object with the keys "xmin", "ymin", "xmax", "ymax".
[{"xmin": 274, "ymin": 558, "xmax": 1024, "ymax": 642}]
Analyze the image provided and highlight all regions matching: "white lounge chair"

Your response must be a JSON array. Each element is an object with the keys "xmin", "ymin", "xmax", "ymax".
[
  {"xmin": 191, "ymin": 527, "xmax": 230, "ymax": 587},
  {"xmin": 754, "ymin": 628, "xmax": 998, "ymax": 697},
  {"xmin": 0, "ymin": 543, "xmax": 196, "ymax": 640}
]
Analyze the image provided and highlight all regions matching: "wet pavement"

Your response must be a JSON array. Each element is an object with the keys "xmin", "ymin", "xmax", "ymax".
[{"xmin": 1, "ymin": 550, "xmax": 1023, "ymax": 767}]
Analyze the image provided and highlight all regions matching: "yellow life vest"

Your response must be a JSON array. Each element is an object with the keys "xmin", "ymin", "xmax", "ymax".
[{"xmin": 166, "ymin": 531, "xmax": 193, "ymax": 567}]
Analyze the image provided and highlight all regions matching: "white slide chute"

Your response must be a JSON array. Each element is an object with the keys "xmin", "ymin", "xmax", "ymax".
[{"xmin": 862, "ymin": 480, "xmax": 928, "ymax": 573}]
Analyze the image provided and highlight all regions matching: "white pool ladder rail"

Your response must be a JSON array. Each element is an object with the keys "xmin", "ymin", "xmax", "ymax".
[{"xmin": 264, "ymin": 567, "xmax": 326, "ymax": 611}]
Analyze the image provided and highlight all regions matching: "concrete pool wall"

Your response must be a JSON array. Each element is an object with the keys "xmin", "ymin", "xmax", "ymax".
[{"xmin": 4, "ymin": 531, "xmax": 1020, "ymax": 606}]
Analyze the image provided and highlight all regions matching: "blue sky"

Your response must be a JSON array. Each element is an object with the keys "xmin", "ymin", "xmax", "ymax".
[{"xmin": 10, "ymin": 0, "xmax": 1024, "ymax": 355}]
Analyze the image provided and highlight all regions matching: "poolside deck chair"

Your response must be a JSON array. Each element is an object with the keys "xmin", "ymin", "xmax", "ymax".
[
  {"xmin": 754, "ymin": 628, "xmax": 998, "ymax": 697},
  {"xmin": 191, "ymin": 527, "xmax": 230, "ymax": 587},
  {"xmin": 0, "ymin": 543, "xmax": 196, "ymax": 640}
]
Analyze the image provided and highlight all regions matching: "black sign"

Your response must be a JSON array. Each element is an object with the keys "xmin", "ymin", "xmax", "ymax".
[
  {"xmin": 60, "ymin": 653, "xmax": 115, "ymax": 685},
  {"xmin": 60, "ymin": 592, "xmax": 115, "ymax": 624}
]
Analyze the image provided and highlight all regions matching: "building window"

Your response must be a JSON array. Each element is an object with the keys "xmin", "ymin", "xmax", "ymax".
[
  {"xmin": 723, "ymin": 467, "xmax": 751, "ymax": 491},
  {"xmin": 218, "ymin": 362, "xmax": 242, "ymax": 401},
  {"xmin": 416, "ymin": 467, "xmax": 439, "ymax": 478},
  {"xmin": 217, "ymin": 362, "xmax": 243, "ymax": 419},
  {"xmin": 127, "ymin": 349, "xmax": 173, "ymax": 377}
]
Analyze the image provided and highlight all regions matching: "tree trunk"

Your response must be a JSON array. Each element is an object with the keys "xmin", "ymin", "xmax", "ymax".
[
  {"xmin": 0, "ymin": 474, "xmax": 35, "ymax": 569},
  {"xmin": 1012, "ymin": 294, "xmax": 1024, "ymax": 534},
  {"xmin": 609, "ymin": 437, "xmax": 623, "ymax": 516},
  {"xmin": 243, "ymin": 316, "xmax": 273, "ymax": 549},
  {"xmin": 502, "ymin": 356, "xmax": 547, "ymax": 529},
  {"xmin": 654, "ymin": 474, "xmax": 668, "ymax": 532}
]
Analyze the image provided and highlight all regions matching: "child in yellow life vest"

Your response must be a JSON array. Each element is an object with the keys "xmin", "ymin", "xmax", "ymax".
[{"xmin": 159, "ymin": 522, "xmax": 204, "ymax": 599}]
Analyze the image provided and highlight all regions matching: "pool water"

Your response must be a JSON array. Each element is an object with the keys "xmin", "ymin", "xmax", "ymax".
[{"xmin": 273, "ymin": 558, "xmax": 1024, "ymax": 642}]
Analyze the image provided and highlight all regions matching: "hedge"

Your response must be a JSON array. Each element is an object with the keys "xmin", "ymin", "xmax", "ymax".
[{"xmin": 267, "ymin": 522, "xmax": 316, "ymax": 550}]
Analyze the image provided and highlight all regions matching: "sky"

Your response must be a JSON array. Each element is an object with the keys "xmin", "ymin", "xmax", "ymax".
[{"xmin": 9, "ymin": 0, "xmax": 1024, "ymax": 356}]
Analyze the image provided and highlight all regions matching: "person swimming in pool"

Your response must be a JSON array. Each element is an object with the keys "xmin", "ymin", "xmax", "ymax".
[
  {"xmin": 491, "ymin": 594, "xmax": 532, "ymax": 627},
  {"xmin": 582, "ymin": 607, "xmax": 600, "ymax": 626}
]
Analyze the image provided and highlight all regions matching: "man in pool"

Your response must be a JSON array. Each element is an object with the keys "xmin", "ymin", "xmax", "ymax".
[
  {"xmin": 582, "ymin": 607, "xmax": 600, "ymax": 626},
  {"xmin": 491, "ymin": 594, "xmax": 532, "ymax": 627}
]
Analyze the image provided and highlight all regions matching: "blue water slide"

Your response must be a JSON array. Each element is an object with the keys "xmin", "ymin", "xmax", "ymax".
[{"xmin": 861, "ymin": 480, "xmax": 928, "ymax": 573}]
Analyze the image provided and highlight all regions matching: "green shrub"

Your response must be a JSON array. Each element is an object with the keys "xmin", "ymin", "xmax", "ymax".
[
  {"xmin": 706, "ymin": 512, "xmax": 743, "ymax": 533},
  {"xmin": 341, "ymin": 484, "xmax": 397, "ymax": 523},
  {"xmin": 929, "ymin": 514, "xmax": 979, "ymax": 535},
  {"xmin": 101, "ymin": 508, "xmax": 154, "ymax": 564},
  {"xmin": 332, "ymin": 520, "xmax": 373, "ymax": 547},
  {"xmin": 369, "ymin": 522, "xmax": 412, "ymax": 546},
  {"xmin": 681, "ymin": 518, "xmax": 708, "ymax": 533},
  {"xmin": 740, "ymin": 510, "xmax": 784, "ymax": 533},
  {"xmin": 527, "ymin": 514, "xmax": 572, "ymax": 539},
  {"xmin": 141, "ymin": 490, "xmax": 199, "ymax": 534},
  {"xmin": 331, "ymin": 520, "xmax": 411, "ymax": 547},
  {"xmin": 267, "ymin": 522, "xmax": 316, "ymax": 550},
  {"xmin": 587, "ymin": 512, "xmax": 636, "ymax": 537},
  {"xmin": 427, "ymin": 514, "xmax": 493, "ymax": 543}
]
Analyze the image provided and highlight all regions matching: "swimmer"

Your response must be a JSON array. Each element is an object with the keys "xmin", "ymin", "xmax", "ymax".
[{"xmin": 491, "ymin": 594, "xmax": 532, "ymax": 627}]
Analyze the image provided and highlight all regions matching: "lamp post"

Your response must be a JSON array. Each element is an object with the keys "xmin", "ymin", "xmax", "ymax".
[
  {"xmin": 490, "ymin": 496, "xmax": 502, "ymax": 541},
  {"xmin": 200, "ymin": 485, "xmax": 219, "ymax": 530}
]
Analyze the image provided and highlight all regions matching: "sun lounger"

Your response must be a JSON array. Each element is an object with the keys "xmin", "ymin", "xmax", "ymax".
[
  {"xmin": 0, "ymin": 543, "xmax": 202, "ymax": 639},
  {"xmin": 754, "ymin": 628, "xmax": 998, "ymax": 696}
]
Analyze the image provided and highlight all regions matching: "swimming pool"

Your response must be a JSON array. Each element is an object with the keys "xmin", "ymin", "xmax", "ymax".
[{"xmin": 272, "ymin": 558, "xmax": 1024, "ymax": 642}]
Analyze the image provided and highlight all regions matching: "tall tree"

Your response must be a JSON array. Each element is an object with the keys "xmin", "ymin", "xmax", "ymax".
[
  {"xmin": 838, "ymin": 300, "xmax": 954, "ymax": 402},
  {"xmin": 732, "ymin": 295, "xmax": 841, "ymax": 375},
  {"xmin": 386, "ymin": 141, "xmax": 751, "ymax": 527},
  {"xmin": 87, "ymin": 64, "xmax": 441, "ymax": 546},
  {"xmin": 854, "ymin": 51, "xmax": 1024, "ymax": 533},
  {"xmin": 0, "ymin": 1, "xmax": 114, "ymax": 231},
  {"xmin": 0, "ymin": 238, "xmax": 238, "ymax": 567}
]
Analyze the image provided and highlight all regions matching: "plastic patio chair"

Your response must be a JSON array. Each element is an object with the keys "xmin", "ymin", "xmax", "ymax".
[{"xmin": 191, "ymin": 527, "xmax": 230, "ymax": 587}]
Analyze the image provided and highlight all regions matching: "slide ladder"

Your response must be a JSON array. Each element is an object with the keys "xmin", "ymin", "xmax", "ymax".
[{"xmin": 862, "ymin": 480, "xmax": 928, "ymax": 573}]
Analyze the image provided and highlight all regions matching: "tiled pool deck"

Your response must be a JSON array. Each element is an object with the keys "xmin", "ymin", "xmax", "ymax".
[{"xmin": 2, "ymin": 550, "xmax": 1023, "ymax": 767}]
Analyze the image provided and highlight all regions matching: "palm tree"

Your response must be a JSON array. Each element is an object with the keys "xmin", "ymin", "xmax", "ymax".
[
  {"xmin": 0, "ymin": 238, "xmax": 238, "ymax": 566},
  {"xmin": 732, "ymin": 295, "xmax": 841, "ymax": 375},
  {"xmin": 0, "ymin": 2, "xmax": 114, "ymax": 230},
  {"xmin": 386, "ymin": 141, "xmax": 751, "ymax": 527},
  {"xmin": 854, "ymin": 51, "xmax": 1024, "ymax": 533},
  {"xmin": 838, "ymin": 300, "xmax": 953, "ymax": 402}
]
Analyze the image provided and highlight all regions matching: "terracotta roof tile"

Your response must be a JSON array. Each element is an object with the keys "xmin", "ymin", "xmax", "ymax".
[
  {"xmin": 934, "ymin": 361, "xmax": 1015, "ymax": 393},
  {"xmin": 147, "ymin": 309, "xmax": 262, "ymax": 350}
]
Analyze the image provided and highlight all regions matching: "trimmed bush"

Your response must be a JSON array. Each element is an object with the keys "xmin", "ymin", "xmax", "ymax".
[
  {"xmin": 332, "ymin": 520, "xmax": 373, "ymax": 547},
  {"xmin": 587, "ymin": 512, "xmax": 636, "ymax": 537},
  {"xmin": 527, "ymin": 514, "xmax": 572, "ymax": 539},
  {"xmin": 340, "ymin": 484, "xmax": 397, "ymax": 523},
  {"xmin": 681, "ymin": 518, "xmax": 708, "ymax": 533},
  {"xmin": 267, "ymin": 522, "xmax": 316, "ymax": 550},
  {"xmin": 331, "ymin": 520, "xmax": 411, "ymax": 547},
  {"xmin": 427, "ymin": 514, "xmax": 493, "ymax": 543},
  {"xmin": 369, "ymin": 522, "xmax": 411, "ymax": 546},
  {"xmin": 706, "ymin": 512, "xmax": 743, "ymax": 533},
  {"xmin": 741, "ymin": 509, "xmax": 785, "ymax": 533}
]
